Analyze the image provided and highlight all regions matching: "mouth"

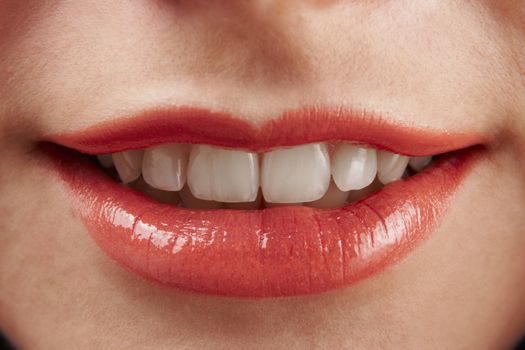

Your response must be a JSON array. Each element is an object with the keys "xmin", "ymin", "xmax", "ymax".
[{"xmin": 43, "ymin": 105, "xmax": 484, "ymax": 297}]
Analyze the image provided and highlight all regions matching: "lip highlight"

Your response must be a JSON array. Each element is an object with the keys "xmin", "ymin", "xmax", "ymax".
[{"xmin": 44, "ymin": 106, "xmax": 483, "ymax": 297}]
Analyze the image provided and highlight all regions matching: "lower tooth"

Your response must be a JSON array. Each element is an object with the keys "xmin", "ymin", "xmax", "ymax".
[
  {"xmin": 113, "ymin": 150, "xmax": 144, "ymax": 184},
  {"xmin": 179, "ymin": 185, "xmax": 224, "ymax": 210},
  {"xmin": 377, "ymin": 151, "xmax": 409, "ymax": 184},
  {"xmin": 129, "ymin": 178, "xmax": 180, "ymax": 205},
  {"xmin": 409, "ymin": 156, "xmax": 432, "ymax": 171},
  {"xmin": 97, "ymin": 154, "xmax": 114, "ymax": 168},
  {"xmin": 306, "ymin": 180, "xmax": 349, "ymax": 209},
  {"xmin": 347, "ymin": 179, "xmax": 383, "ymax": 202}
]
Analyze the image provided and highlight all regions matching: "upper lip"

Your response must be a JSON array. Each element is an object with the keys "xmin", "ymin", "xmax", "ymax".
[{"xmin": 45, "ymin": 105, "xmax": 485, "ymax": 155}]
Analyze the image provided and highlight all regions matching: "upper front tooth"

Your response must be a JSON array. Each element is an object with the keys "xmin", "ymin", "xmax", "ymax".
[
  {"xmin": 332, "ymin": 145, "xmax": 377, "ymax": 191},
  {"xmin": 187, "ymin": 145, "xmax": 259, "ymax": 203},
  {"xmin": 409, "ymin": 156, "xmax": 432, "ymax": 171},
  {"xmin": 142, "ymin": 144, "xmax": 188, "ymax": 191},
  {"xmin": 306, "ymin": 180, "xmax": 349, "ymax": 209},
  {"xmin": 179, "ymin": 185, "xmax": 224, "ymax": 209},
  {"xmin": 113, "ymin": 150, "xmax": 144, "ymax": 183},
  {"xmin": 261, "ymin": 143, "xmax": 330, "ymax": 203},
  {"xmin": 377, "ymin": 150, "xmax": 409, "ymax": 184}
]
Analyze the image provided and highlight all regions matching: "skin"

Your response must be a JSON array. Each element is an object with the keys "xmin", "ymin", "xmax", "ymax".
[{"xmin": 1, "ymin": 0, "xmax": 525, "ymax": 349}]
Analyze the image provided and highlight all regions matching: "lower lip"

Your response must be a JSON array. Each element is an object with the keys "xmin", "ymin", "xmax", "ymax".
[{"xmin": 46, "ymin": 146, "xmax": 480, "ymax": 297}]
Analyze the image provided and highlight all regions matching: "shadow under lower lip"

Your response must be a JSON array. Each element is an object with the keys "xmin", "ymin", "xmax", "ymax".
[{"xmin": 44, "ymin": 144, "xmax": 481, "ymax": 297}]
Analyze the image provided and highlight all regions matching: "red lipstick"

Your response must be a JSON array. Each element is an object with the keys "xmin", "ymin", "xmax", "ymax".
[
  {"xmin": 47, "ymin": 106, "xmax": 484, "ymax": 156},
  {"xmin": 45, "ymin": 106, "xmax": 483, "ymax": 297}
]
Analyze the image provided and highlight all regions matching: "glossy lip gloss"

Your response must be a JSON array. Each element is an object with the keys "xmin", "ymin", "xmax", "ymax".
[{"xmin": 45, "ymin": 106, "xmax": 484, "ymax": 297}]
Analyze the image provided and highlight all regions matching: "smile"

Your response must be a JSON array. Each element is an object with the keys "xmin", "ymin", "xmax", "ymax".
[{"xmin": 44, "ymin": 105, "xmax": 484, "ymax": 297}]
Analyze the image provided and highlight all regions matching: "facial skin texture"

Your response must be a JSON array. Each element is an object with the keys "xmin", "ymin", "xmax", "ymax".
[{"xmin": 1, "ymin": 1, "xmax": 525, "ymax": 349}]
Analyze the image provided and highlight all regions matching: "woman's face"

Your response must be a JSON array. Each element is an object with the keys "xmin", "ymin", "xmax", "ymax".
[{"xmin": 1, "ymin": 1, "xmax": 525, "ymax": 349}]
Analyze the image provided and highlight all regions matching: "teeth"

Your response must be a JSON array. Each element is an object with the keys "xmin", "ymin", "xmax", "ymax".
[
  {"xmin": 332, "ymin": 145, "xmax": 377, "ymax": 191},
  {"xmin": 142, "ymin": 144, "xmax": 188, "ymax": 191},
  {"xmin": 113, "ymin": 150, "xmax": 144, "ymax": 183},
  {"xmin": 306, "ymin": 180, "xmax": 349, "ymax": 209},
  {"xmin": 262, "ymin": 143, "xmax": 330, "ymax": 203},
  {"xmin": 129, "ymin": 178, "xmax": 180, "ymax": 205},
  {"xmin": 377, "ymin": 151, "xmax": 409, "ymax": 184},
  {"xmin": 105, "ymin": 142, "xmax": 433, "ymax": 209},
  {"xmin": 409, "ymin": 156, "xmax": 432, "ymax": 172},
  {"xmin": 97, "ymin": 154, "xmax": 114, "ymax": 168},
  {"xmin": 347, "ymin": 178, "xmax": 383, "ymax": 202},
  {"xmin": 224, "ymin": 191, "xmax": 263, "ymax": 210},
  {"xmin": 187, "ymin": 145, "xmax": 259, "ymax": 203}
]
